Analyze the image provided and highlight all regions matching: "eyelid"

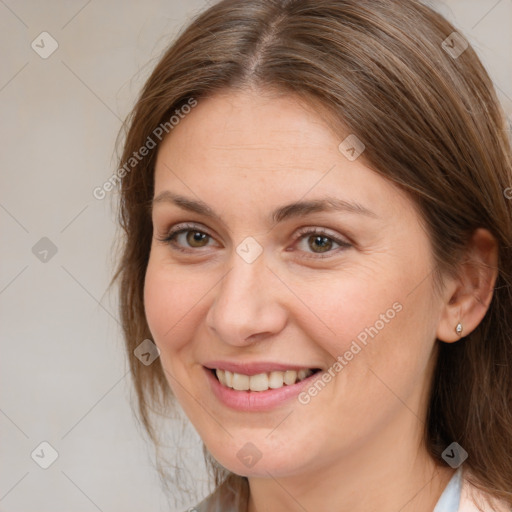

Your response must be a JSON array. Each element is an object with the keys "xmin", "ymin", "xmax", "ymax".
[
  {"xmin": 290, "ymin": 226, "xmax": 352, "ymax": 259},
  {"xmin": 157, "ymin": 221, "xmax": 352, "ymax": 257},
  {"xmin": 293, "ymin": 225, "xmax": 351, "ymax": 245},
  {"xmin": 156, "ymin": 222, "xmax": 218, "ymax": 245}
]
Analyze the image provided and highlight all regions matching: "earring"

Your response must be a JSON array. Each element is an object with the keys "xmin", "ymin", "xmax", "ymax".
[{"xmin": 455, "ymin": 323, "xmax": 463, "ymax": 336}]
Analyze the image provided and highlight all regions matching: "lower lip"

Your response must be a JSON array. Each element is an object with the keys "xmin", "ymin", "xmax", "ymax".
[{"xmin": 205, "ymin": 367, "xmax": 320, "ymax": 412}]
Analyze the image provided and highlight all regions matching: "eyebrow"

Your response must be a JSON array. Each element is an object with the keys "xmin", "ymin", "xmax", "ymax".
[{"xmin": 151, "ymin": 191, "xmax": 378, "ymax": 225}]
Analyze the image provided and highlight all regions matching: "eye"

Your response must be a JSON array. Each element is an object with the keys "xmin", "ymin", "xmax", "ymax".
[
  {"xmin": 155, "ymin": 222, "xmax": 217, "ymax": 252},
  {"xmin": 292, "ymin": 227, "xmax": 352, "ymax": 258},
  {"xmin": 156, "ymin": 223, "xmax": 352, "ymax": 259}
]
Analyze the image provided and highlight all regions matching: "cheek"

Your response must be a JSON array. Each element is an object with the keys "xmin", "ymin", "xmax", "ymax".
[
  {"xmin": 143, "ymin": 260, "xmax": 203, "ymax": 404},
  {"xmin": 287, "ymin": 264, "xmax": 407, "ymax": 357},
  {"xmin": 143, "ymin": 258, "xmax": 197, "ymax": 353},
  {"xmin": 290, "ymin": 260, "xmax": 435, "ymax": 401},
  {"xmin": 144, "ymin": 263, "xmax": 170, "ymax": 342}
]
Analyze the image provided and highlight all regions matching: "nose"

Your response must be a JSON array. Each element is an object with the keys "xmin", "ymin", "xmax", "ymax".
[{"xmin": 205, "ymin": 249, "xmax": 288, "ymax": 347}]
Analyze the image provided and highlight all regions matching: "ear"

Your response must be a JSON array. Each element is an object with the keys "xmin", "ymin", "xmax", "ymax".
[{"xmin": 436, "ymin": 228, "xmax": 499, "ymax": 343}]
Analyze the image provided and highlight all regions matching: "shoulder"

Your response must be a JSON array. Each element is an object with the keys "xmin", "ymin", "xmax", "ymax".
[
  {"xmin": 184, "ymin": 490, "xmax": 238, "ymax": 512},
  {"xmin": 186, "ymin": 469, "xmax": 511, "ymax": 512},
  {"xmin": 183, "ymin": 498, "xmax": 211, "ymax": 512},
  {"xmin": 183, "ymin": 500, "xmax": 209, "ymax": 512},
  {"xmin": 459, "ymin": 468, "xmax": 510, "ymax": 512}
]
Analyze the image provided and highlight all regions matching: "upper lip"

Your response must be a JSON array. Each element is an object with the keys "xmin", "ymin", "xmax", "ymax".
[{"xmin": 203, "ymin": 361, "xmax": 320, "ymax": 376}]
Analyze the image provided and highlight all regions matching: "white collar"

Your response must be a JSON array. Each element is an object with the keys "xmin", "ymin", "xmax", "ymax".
[{"xmin": 433, "ymin": 466, "xmax": 463, "ymax": 512}]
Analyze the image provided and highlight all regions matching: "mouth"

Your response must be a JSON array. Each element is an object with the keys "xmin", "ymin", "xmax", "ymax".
[
  {"xmin": 203, "ymin": 361, "xmax": 325, "ymax": 411},
  {"xmin": 209, "ymin": 367, "xmax": 322, "ymax": 392}
]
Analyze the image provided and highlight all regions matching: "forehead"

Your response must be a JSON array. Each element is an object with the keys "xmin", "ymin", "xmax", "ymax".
[
  {"xmin": 161, "ymin": 89, "xmax": 339, "ymax": 162},
  {"xmin": 153, "ymin": 89, "xmax": 414, "ymax": 221}
]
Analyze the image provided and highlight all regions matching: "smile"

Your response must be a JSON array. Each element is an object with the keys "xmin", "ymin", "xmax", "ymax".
[
  {"xmin": 214, "ymin": 368, "xmax": 318, "ymax": 391},
  {"xmin": 204, "ymin": 365, "xmax": 323, "ymax": 411}
]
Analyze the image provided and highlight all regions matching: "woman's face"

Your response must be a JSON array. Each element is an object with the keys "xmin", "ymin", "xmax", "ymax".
[{"xmin": 144, "ymin": 89, "xmax": 445, "ymax": 477}]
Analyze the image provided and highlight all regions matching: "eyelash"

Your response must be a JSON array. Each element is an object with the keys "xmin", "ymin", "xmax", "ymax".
[{"xmin": 156, "ymin": 222, "xmax": 352, "ymax": 259}]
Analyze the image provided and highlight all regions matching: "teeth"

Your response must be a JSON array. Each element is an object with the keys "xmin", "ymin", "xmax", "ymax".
[
  {"xmin": 232, "ymin": 372, "xmax": 249, "ymax": 391},
  {"xmin": 249, "ymin": 373, "xmax": 269, "ymax": 391},
  {"xmin": 283, "ymin": 370, "xmax": 297, "ymax": 385},
  {"xmin": 297, "ymin": 369, "xmax": 309, "ymax": 380},
  {"xmin": 214, "ymin": 368, "xmax": 314, "ymax": 392},
  {"xmin": 268, "ymin": 371, "xmax": 284, "ymax": 389},
  {"xmin": 216, "ymin": 369, "xmax": 227, "ymax": 386}
]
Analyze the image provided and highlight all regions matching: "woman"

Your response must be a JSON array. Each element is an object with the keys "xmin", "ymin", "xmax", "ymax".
[{"xmin": 113, "ymin": 0, "xmax": 512, "ymax": 510}]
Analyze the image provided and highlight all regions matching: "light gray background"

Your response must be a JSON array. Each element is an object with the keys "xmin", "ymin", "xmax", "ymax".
[{"xmin": 1, "ymin": 1, "xmax": 511, "ymax": 511}]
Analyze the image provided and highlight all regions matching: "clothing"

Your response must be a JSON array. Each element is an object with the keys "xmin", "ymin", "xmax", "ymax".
[
  {"xmin": 188, "ymin": 465, "xmax": 510, "ymax": 512},
  {"xmin": 434, "ymin": 466, "xmax": 463, "ymax": 512}
]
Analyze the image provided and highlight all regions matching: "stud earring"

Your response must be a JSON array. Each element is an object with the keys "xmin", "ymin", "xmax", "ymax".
[{"xmin": 455, "ymin": 323, "xmax": 463, "ymax": 336}]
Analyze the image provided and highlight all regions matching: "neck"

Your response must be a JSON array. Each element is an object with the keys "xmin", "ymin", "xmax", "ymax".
[{"xmin": 246, "ymin": 414, "xmax": 455, "ymax": 512}]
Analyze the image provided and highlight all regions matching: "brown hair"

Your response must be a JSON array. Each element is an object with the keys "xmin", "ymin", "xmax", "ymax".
[{"xmin": 112, "ymin": 0, "xmax": 512, "ymax": 509}]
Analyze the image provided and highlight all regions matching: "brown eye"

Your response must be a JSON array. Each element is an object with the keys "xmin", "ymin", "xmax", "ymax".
[
  {"xmin": 293, "ymin": 227, "xmax": 352, "ymax": 259},
  {"xmin": 185, "ymin": 230, "xmax": 209, "ymax": 247},
  {"xmin": 157, "ymin": 222, "xmax": 216, "ymax": 252},
  {"xmin": 307, "ymin": 235, "xmax": 333, "ymax": 253}
]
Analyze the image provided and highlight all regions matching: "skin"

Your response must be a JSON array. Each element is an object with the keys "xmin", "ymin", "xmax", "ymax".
[{"xmin": 144, "ymin": 88, "xmax": 498, "ymax": 512}]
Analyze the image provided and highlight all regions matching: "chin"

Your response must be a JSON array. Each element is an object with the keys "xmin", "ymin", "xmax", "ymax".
[{"xmin": 203, "ymin": 435, "xmax": 310, "ymax": 479}]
